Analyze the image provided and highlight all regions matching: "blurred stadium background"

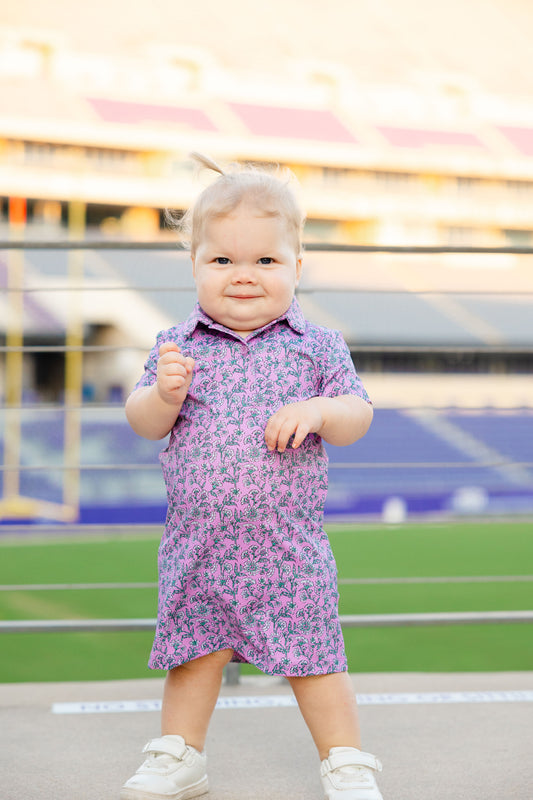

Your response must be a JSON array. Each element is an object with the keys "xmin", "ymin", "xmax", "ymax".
[{"xmin": 0, "ymin": 0, "xmax": 532, "ymax": 527}]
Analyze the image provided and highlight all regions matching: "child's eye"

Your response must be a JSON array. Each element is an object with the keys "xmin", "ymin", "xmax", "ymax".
[
  {"xmin": 258, "ymin": 257, "xmax": 274, "ymax": 265},
  {"xmin": 214, "ymin": 257, "xmax": 231, "ymax": 265}
]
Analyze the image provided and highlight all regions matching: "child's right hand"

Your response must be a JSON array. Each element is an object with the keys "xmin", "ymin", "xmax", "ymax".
[{"xmin": 156, "ymin": 342, "xmax": 195, "ymax": 406}]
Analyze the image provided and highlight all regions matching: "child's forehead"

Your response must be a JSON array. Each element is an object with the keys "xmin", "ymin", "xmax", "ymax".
[
  {"xmin": 192, "ymin": 194, "xmax": 302, "ymax": 256},
  {"xmin": 210, "ymin": 200, "xmax": 281, "ymax": 222},
  {"xmin": 202, "ymin": 205, "xmax": 291, "ymax": 239}
]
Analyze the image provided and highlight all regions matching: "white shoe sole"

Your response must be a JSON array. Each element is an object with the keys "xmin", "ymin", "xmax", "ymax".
[{"xmin": 120, "ymin": 775, "xmax": 209, "ymax": 800}]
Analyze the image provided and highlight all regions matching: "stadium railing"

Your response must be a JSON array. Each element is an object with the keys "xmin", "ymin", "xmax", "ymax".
[{"xmin": 1, "ymin": 241, "xmax": 532, "ymax": 683}]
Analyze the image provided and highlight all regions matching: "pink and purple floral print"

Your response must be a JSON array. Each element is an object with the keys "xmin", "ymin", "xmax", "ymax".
[{"xmin": 135, "ymin": 299, "xmax": 370, "ymax": 676}]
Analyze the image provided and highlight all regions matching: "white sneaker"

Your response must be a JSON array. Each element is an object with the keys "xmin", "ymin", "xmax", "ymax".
[
  {"xmin": 320, "ymin": 747, "xmax": 383, "ymax": 800},
  {"xmin": 120, "ymin": 735, "xmax": 208, "ymax": 800}
]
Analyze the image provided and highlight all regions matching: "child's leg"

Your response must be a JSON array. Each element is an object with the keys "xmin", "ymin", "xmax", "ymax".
[
  {"xmin": 286, "ymin": 671, "xmax": 361, "ymax": 759},
  {"xmin": 162, "ymin": 648, "xmax": 234, "ymax": 750}
]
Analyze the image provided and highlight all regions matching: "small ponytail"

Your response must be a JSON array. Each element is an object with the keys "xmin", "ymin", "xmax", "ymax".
[{"xmin": 189, "ymin": 151, "xmax": 225, "ymax": 176}]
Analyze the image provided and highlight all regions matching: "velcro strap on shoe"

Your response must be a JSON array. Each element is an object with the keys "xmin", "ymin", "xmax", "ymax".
[
  {"xmin": 143, "ymin": 736, "xmax": 187, "ymax": 760},
  {"xmin": 322, "ymin": 749, "xmax": 383, "ymax": 775}
]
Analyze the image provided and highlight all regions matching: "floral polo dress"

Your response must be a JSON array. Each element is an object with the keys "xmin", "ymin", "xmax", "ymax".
[{"xmin": 134, "ymin": 298, "xmax": 370, "ymax": 676}]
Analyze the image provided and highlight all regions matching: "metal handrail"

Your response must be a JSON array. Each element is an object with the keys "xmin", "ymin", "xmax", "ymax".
[
  {"xmin": 1, "ymin": 461, "xmax": 532, "ymax": 472},
  {"xmin": 1, "ymin": 241, "xmax": 533, "ymax": 254},
  {"xmin": 2, "ymin": 610, "xmax": 532, "ymax": 634}
]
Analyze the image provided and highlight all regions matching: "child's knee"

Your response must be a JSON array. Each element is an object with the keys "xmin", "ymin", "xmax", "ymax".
[
  {"xmin": 205, "ymin": 648, "xmax": 234, "ymax": 668},
  {"xmin": 169, "ymin": 648, "xmax": 234, "ymax": 676}
]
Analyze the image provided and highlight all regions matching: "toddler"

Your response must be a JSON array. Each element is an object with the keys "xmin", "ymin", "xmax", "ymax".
[{"xmin": 122, "ymin": 154, "xmax": 383, "ymax": 800}]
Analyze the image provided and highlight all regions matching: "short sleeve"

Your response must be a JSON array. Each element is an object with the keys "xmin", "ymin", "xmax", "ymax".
[{"xmin": 319, "ymin": 329, "xmax": 371, "ymax": 404}]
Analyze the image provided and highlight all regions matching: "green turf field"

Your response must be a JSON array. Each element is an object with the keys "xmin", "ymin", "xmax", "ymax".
[{"xmin": 0, "ymin": 520, "xmax": 532, "ymax": 682}]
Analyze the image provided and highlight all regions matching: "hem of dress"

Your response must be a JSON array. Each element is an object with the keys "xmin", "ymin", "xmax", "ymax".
[
  {"xmin": 148, "ymin": 643, "xmax": 247, "ymax": 672},
  {"xmin": 149, "ymin": 645, "xmax": 348, "ymax": 677},
  {"xmin": 257, "ymin": 663, "xmax": 349, "ymax": 677}
]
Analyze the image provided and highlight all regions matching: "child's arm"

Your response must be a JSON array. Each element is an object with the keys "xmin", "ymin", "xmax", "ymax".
[
  {"xmin": 125, "ymin": 342, "xmax": 195, "ymax": 440},
  {"xmin": 265, "ymin": 395, "xmax": 372, "ymax": 453}
]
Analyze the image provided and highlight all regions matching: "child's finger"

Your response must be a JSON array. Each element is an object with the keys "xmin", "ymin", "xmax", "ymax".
[
  {"xmin": 159, "ymin": 341, "xmax": 180, "ymax": 357},
  {"xmin": 265, "ymin": 416, "xmax": 293, "ymax": 453},
  {"xmin": 291, "ymin": 422, "xmax": 310, "ymax": 449},
  {"xmin": 264, "ymin": 414, "xmax": 281, "ymax": 451},
  {"xmin": 276, "ymin": 422, "xmax": 294, "ymax": 452}
]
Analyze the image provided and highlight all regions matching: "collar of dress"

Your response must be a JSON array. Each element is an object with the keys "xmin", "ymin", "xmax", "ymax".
[{"xmin": 181, "ymin": 298, "xmax": 307, "ymax": 340}]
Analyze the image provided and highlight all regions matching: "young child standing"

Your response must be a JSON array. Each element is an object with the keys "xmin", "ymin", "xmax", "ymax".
[{"xmin": 122, "ymin": 154, "xmax": 383, "ymax": 800}]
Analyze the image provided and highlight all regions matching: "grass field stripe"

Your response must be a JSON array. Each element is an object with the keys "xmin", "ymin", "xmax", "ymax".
[
  {"xmin": 3, "ymin": 575, "xmax": 533, "ymax": 591},
  {"xmin": 51, "ymin": 690, "xmax": 533, "ymax": 715}
]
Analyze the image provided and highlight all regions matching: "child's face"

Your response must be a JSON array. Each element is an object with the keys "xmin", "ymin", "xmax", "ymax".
[{"xmin": 192, "ymin": 203, "xmax": 302, "ymax": 338}]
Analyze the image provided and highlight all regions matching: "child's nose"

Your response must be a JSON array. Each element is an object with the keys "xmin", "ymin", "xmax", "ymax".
[{"xmin": 231, "ymin": 264, "xmax": 257, "ymax": 282}]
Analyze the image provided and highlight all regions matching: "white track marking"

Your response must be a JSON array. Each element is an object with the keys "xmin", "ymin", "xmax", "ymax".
[{"xmin": 52, "ymin": 690, "xmax": 533, "ymax": 715}]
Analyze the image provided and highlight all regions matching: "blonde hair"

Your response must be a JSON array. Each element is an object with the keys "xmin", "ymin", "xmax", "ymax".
[{"xmin": 167, "ymin": 153, "xmax": 305, "ymax": 256}]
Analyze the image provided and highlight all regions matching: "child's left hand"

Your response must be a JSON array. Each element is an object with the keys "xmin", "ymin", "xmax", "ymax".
[{"xmin": 264, "ymin": 399, "xmax": 323, "ymax": 453}]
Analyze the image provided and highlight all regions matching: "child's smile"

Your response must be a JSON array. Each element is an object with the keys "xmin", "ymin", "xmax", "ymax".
[{"xmin": 192, "ymin": 202, "xmax": 302, "ymax": 338}]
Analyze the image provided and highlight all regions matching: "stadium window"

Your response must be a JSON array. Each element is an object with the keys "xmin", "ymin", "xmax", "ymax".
[
  {"xmin": 502, "ymin": 229, "xmax": 532, "ymax": 247},
  {"xmin": 456, "ymin": 176, "xmax": 481, "ymax": 192},
  {"xmin": 445, "ymin": 226, "xmax": 476, "ymax": 245},
  {"xmin": 18, "ymin": 140, "xmax": 138, "ymax": 173},
  {"xmin": 374, "ymin": 171, "xmax": 415, "ymax": 186},
  {"xmin": 23, "ymin": 140, "xmax": 56, "ymax": 164},
  {"xmin": 321, "ymin": 167, "xmax": 351, "ymax": 184},
  {"xmin": 506, "ymin": 180, "xmax": 533, "ymax": 195},
  {"xmin": 84, "ymin": 147, "xmax": 136, "ymax": 172}
]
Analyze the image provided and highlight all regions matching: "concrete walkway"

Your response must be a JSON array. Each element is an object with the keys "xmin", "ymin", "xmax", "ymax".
[{"xmin": 2, "ymin": 671, "xmax": 533, "ymax": 800}]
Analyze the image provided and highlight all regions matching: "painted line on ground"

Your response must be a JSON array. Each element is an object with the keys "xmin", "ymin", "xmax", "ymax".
[{"xmin": 51, "ymin": 690, "xmax": 533, "ymax": 715}]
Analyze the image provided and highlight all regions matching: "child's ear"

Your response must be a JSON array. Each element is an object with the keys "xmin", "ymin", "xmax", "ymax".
[
  {"xmin": 191, "ymin": 255, "xmax": 196, "ymax": 278},
  {"xmin": 295, "ymin": 255, "xmax": 303, "ymax": 285}
]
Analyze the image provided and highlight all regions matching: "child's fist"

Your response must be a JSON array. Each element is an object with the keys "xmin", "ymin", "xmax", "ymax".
[{"xmin": 156, "ymin": 342, "xmax": 195, "ymax": 405}]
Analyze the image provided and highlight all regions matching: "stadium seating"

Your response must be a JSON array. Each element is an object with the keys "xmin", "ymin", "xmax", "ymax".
[{"xmin": 1, "ymin": 407, "xmax": 531, "ymax": 523}]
